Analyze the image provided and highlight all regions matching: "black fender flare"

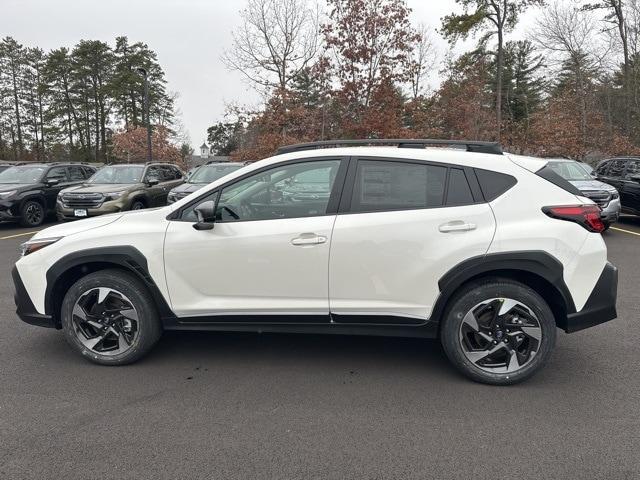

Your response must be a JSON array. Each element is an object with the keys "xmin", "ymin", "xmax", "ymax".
[
  {"xmin": 430, "ymin": 251, "xmax": 576, "ymax": 327},
  {"xmin": 45, "ymin": 246, "xmax": 176, "ymax": 325}
]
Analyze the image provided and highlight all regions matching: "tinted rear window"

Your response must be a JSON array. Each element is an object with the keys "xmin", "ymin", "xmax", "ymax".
[
  {"xmin": 474, "ymin": 168, "xmax": 517, "ymax": 201},
  {"xmin": 351, "ymin": 160, "xmax": 447, "ymax": 212},
  {"xmin": 446, "ymin": 168, "xmax": 474, "ymax": 205}
]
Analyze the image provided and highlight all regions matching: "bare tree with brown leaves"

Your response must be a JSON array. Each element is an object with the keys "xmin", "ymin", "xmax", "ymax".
[{"xmin": 223, "ymin": 0, "xmax": 320, "ymax": 93}]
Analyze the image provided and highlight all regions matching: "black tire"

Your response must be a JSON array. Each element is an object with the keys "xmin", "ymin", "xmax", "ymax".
[
  {"xmin": 61, "ymin": 269, "xmax": 162, "ymax": 365},
  {"xmin": 440, "ymin": 278, "xmax": 557, "ymax": 385},
  {"xmin": 130, "ymin": 199, "xmax": 146, "ymax": 210},
  {"xmin": 20, "ymin": 199, "xmax": 45, "ymax": 227}
]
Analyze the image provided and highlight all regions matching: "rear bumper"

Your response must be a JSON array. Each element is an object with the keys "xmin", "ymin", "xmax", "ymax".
[
  {"xmin": 561, "ymin": 262, "xmax": 618, "ymax": 333},
  {"xmin": 12, "ymin": 266, "xmax": 57, "ymax": 328}
]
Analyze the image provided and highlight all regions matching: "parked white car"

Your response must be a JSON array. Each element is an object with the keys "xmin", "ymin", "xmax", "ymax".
[{"xmin": 12, "ymin": 139, "xmax": 618, "ymax": 385}]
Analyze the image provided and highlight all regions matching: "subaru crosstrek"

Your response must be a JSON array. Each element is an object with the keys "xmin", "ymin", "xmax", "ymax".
[{"xmin": 12, "ymin": 139, "xmax": 618, "ymax": 385}]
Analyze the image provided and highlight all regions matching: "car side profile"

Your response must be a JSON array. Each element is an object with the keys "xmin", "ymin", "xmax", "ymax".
[
  {"xmin": 57, "ymin": 162, "xmax": 184, "ymax": 220},
  {"xmin": 0, "ymin": 163, "xmax": 97, "ymax": 226},
  {"xmin": 595, "ymin": 157, "xmax": 640, "ymax": 217},
  {"xmin": 12, "ymin": 139, "xmax": 618, "ymax": 385}
]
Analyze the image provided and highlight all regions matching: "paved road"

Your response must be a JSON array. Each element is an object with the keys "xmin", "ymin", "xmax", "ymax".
[{"xmin": 1, "ymin": 219, "xmax": 639, "ymax": 480}]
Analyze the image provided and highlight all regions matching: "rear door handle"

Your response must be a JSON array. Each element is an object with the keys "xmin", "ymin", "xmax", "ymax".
[
  {"xmin": 291, "ymin": 233, "xmax": 327, "ymax": 246},
  {"xmin": 439, "ymin": 221, "xmax": 477, "ymax": 233}
]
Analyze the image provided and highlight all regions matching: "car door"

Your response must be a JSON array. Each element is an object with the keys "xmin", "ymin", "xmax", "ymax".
[
  {"xmin": 143, "ymin": 166, "xmax": 164, "ymax": 206},
  {"xmin": 163, "ymin": 157, "xmax": 346, "ymax": 320},
  {"xmin": 43, "ymin": 166, "xmax": 69, "ymax": 211},
  {"xmin": 620, "ymin": 160, "xmax": 640, "ymax": 213},
  {"xmin": 599, "ymin": 159, "xmax": 625, "ymax": 192},
  {"xmin": 159, "ymin": 165, "xmax": 184, "ymax": 204},
  {"xmin": 328, "ymin": 158, "xmax": 496, "ymax": 323}
]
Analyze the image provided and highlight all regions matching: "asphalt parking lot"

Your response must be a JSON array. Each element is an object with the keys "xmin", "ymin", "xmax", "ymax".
[{"xmin": 1, "ymin": 219, "xmax": 639, "ymax": 480}]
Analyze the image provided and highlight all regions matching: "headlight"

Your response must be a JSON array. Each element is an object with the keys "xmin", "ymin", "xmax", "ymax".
[
  {"xmin": 19, "ymin": 237, "xmax": 63, "ymax": 257},
  {"xmin": 104, "ymin": 191, "xmax": 126, "ymax": 202},
  {"xmin": 0, "ymin": 190, "xmax": 17, "ymax": 199},
  {"xmin": 611, "ymin": 191, "xmax": 619, "ymax": 199}
]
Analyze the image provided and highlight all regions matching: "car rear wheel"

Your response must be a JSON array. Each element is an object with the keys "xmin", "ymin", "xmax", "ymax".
[
  {"xmin": 130, "ymin": 200, "xmax": 146, "ymax": 210},
  {"xmin": 61, "ymin": 269, "xmax": 162, "ymax": 365},
  {"xmin": 440, "ymin": 278, "xmax": 556, "ymax": 385},
  {"xmin": 20, "ymin": 200, "xmax": 45, "ymax": 227}
]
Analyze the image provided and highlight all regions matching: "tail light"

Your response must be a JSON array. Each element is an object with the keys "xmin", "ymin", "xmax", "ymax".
[{"xmin": 542, "ymin": 205, "xmax": 605, "ymax": 233}]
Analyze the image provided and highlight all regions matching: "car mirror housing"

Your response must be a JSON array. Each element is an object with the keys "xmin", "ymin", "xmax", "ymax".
[
  {"xmin": 147, "ymin": 177, "xmax": 160, "ymax": 186},
  {"xmin": 46, "ymin": 178, "xmax": 60, "ymax": 186},
  {"xmin": 193, "ymin": 200, "xmax": 216, "ymax": 230}
]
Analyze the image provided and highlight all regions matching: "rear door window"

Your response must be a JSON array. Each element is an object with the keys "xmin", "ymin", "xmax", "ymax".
[
  {"xmin": 624, "ymin": 160, "xmax": 640, "ymax": 179},
  {"xmin": 67, "ymin": 165, "xmax": 85, "ymax": 181},
  {"xmin": 608, "ymin": 160, "xmax": 626, "ymax": 178},
  {"xmin": 446, "ymin": 168, "xmax": 474, "ymax": 205},
  {"xmin": 350, "ymin": 160, "xmax": 447, "ymax": 212}
]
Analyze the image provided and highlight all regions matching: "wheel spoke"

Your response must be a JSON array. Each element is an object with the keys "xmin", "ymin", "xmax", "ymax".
[
  {"xmin": 81, "ymin": 331, "xmax": 108, "ymax": 350},
  {"xmin": 506, "ymin": 350, "xmax": 520, "ymax": 372},
  {"xmin": 521, "ymin": 326, "xmax": 542, "ymax": 341},
  {"xmin": 72, "ymin": 303, "xmax": 88, "ymax": 321},
  {"xmin": 498, "ymin": 298, "xmax": 519, "ymax": 316},
  {"xmin": 97, "ymin": 287, "xmax": 115, "ymax": 305},
  {"xmin": 465, "ymin": 342, "xmax": 506, "ymax": 365},
  {"xmin": 462, "ymin": 310, "xmax": 480, "ymax": 332}
]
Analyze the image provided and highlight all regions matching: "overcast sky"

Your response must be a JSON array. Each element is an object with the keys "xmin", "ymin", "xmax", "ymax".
[{"xmin": 1, "ymin": 0, "xmax": 540, "ymax": 148}]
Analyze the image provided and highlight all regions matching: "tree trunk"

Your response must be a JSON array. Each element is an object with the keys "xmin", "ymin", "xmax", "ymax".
[
  {"xmin": 496, "ymin": 28, "xmax": 504, "ymax": 141},
  {"xmin": 10, "ymin": 58, "xmax": 23, "ymax": 157}
]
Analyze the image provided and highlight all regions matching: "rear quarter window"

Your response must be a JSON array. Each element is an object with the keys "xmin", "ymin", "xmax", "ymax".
[{"xmin": 474, "ymin": 168, "xmax": 518, "ymax": 201}]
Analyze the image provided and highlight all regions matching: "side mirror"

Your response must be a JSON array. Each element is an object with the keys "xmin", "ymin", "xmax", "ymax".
[
  {"xmin": 147, "ymin": 177, "xmax": 160, "ymax": 186},
  {"xmin": 46, "ymin": 178, "xmax": 60, "ymax": 186},
  {"xmin": 193, "ymin": 200, "xmax": 215, "ymax": 230}
]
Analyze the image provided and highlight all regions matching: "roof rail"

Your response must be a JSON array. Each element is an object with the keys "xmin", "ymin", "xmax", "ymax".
[{"xmin": 276, "ymin": 138, "xmax": 503, "ymax": 155}]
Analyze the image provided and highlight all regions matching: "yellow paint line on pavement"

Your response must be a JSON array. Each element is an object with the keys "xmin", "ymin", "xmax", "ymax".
[
  {"xmin": 611, "ymin": 226, "xmax": 640, "ymax": 237},
  {"xmin": 0, "ymin": 231, "xmax": 38, "ymax": 240}
]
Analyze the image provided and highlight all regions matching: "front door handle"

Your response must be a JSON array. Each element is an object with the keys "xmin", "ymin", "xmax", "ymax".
[
  {"xmin": 439, "ymin": 221, "xmax": 477, "ymax": 233},
  {"xmin": 291, "ymin": 233, "xmax": 327, "ymax": 246}
]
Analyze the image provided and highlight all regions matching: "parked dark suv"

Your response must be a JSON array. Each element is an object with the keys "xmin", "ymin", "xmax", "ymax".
[
  {"xmin": 57, "ymin": 162, "xmax": 184, "ymax": 220},
  {"xmin": 0, "ymin": 163, "xmax": 96, "ymax": 227},
  {"xmin": 595, "ymin": 157, "xmax": 640, "ymax": 216}
]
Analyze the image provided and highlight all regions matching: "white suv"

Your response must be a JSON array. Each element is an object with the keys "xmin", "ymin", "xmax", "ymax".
[{"xmin": 12, "ymin": 140, "xmax": 618, "ymax": 385}]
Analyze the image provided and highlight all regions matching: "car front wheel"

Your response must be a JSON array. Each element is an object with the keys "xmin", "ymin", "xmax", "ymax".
[
  {"xmin": 440, "ymin": 278, "xmax": 556, "ymax": 385},
  {"xmin": 61, "ymin": 269, "xmax": 162, "ymax": 365}
]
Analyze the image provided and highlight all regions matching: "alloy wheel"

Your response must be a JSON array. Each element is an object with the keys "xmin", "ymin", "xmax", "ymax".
[
  {"xmin": 458, "ymin": 298, "xmax": 542, "ymax": 374},
  {"xmin": 71, "ymin": 287, "xmax": 140, "ymax": 356},
  {"xmin": 25, "ymin": 203, "xmax": 43, "ymax": 225}
]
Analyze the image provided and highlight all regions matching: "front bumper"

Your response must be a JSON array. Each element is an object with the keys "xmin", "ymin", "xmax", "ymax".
[
  {"xmin": 0, "ymin": 201, "xmax": 19, "ymax": 221},
  {"xmin": 56, "ymin": 201, "xmax": 124, "ymax": 221},
  {"xmin": 560, "ymin": 262, "xmax": 618, "ymax": 333},
  {"xmin": 600, "ymin": 198, "xmax": 621, "ymax": 223},
  {"xmin": 12, "ymin": 266, "xmax": 57, "ymax": 328}
]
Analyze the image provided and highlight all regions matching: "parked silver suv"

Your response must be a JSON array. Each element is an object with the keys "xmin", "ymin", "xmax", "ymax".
[{"xmin": 547, "ymin": 159, "xmax": 620, "ymax": 229}]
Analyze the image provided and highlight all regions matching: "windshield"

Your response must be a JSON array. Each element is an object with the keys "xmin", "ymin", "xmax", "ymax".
[
  {"xmin": 548, "ymin": 161, "xmax": 593, "ymax": 181},
  {"xmin": 89, "ymin": 166, "xmax": 144, "ymax": 184},
  {"xmin": 0, "ymin": 166, "xmax": 46, "ymax": 184},
  {"xmin": 189, "ymin": 164, "xmax": 242, "ymax": 184}
]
